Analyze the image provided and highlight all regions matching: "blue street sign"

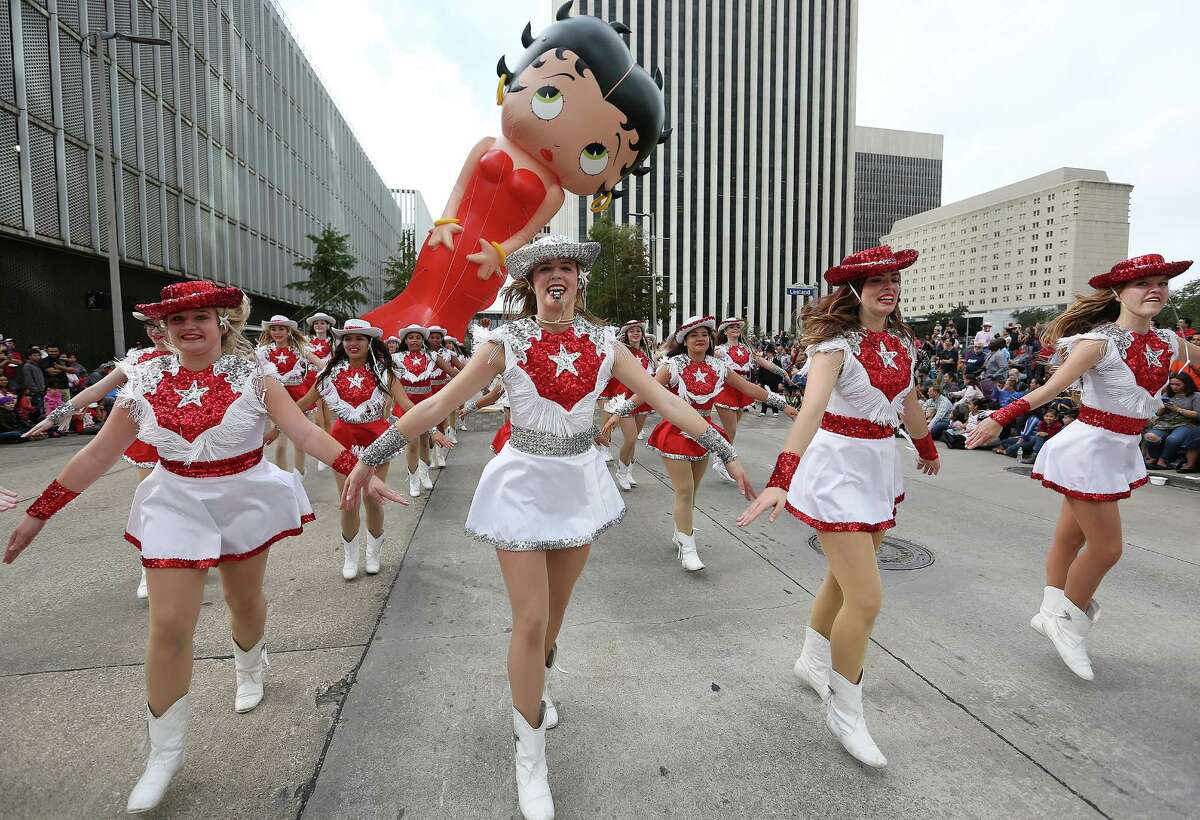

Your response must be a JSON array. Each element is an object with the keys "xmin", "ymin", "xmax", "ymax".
[{"xmin": 786, "ymin": 285, "xmax": 816, "ymax": 297}]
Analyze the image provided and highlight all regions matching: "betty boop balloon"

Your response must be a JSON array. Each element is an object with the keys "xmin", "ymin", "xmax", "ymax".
[{"xmin": 363, "ymin": 1, "xmax": 669, "ymax": 340}]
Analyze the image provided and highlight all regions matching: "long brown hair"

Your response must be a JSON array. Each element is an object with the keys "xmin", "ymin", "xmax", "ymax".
[
  {"xmin": 1042, "ymin": 289, "xmax": 1120, "ymax": 349},
  {"xmin": 798, "ymin": 284, "xmax": 914, "ymax": 350},
  {"xmin": 499, "ymin": 260, "xmax": 604, "ymax": 325},
  {"xmin": 660, "ymin": 325, "xmax": 715, "ymax": 359}
]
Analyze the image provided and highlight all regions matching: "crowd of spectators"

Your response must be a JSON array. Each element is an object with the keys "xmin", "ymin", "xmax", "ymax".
[{"xmin": 0, "ymin": 337, "xmax": 117, "ymax": 444}]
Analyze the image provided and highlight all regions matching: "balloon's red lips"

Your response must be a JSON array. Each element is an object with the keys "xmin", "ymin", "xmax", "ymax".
[{"xmin": 540, "ymin": 149, "xmax": 554, "ymax": 162}]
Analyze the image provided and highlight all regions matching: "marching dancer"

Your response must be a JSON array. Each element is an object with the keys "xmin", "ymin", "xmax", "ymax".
[
  {"xmin": 712, "ymin": 317, "xmax": 789, "ymax": 482},
  {"xmin": 605, "ymin": 315, "xmax": 795, "ymax": 571},
  {"xmin": 598, "ymin": 319, "xmax": 656, "ymax": 490},
  {"xmin": 341, "ymin": 235, "xmax": 751, "ymax": 820},
  {"xmin": 3, "ymin": 281, "xmax": 401, "ymax": 813},
  {"xmin": 385, "ymin": 335, "xmax": 403, "ymax": 356},
  {"xmin": 24, "ymin": 311, "xmax": 172, "ymax": 600},
  {"xmin": 441, "ymin": 335, "xmax": 469, "ymax": 444},
  {"xmin": 737, "ymin": 246, "xmax": 940, "ymax": 768},
  {"xmin": 305, "ymin": 313, "xmax": 337, "ymax": 470},
  {"xmin": 426, "ymin": 325, "xmax": 462, "ymax": 467},
  {"xmin": 257, "ymin": 316, "xmax": 324, "ymax": 475},
  {"xmin": 968, "ymin": 253, "xmax": 1198, "ymax": 680},
  {"xmin": 393, "ymin": 325, "xmax": 455, "ymax": 497},
  {"xmin": 295, "ymin": 319, "xmax": 448, "ymax": 580},
  {"xmin": 461, "ymin": 375, "xmax": 511, "ymax": 453}
]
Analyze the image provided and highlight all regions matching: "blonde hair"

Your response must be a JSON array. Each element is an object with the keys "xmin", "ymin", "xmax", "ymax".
[
  {"xmin": 159, "ymin": 296, "xmax": 255, "ymax": 359},
  {"xmin": 500, "ymin": 260, "xmax": 604, "ymax": 325},
  {"xmin": 798, "ymin": 284, "xmax": 913, "ymax": 350},
  {"xmin": 257, "ymin": 321, "xmax": 309, "ymax": 352},
  {"xmin": 1042, "ymin": 289, "xmax": 1120, "ymax": 349}
]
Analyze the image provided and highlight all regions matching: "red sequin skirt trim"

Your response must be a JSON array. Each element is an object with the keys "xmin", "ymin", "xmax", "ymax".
[
  {"xmin": 714, "ymin": 384, "xmax": 756, "ymax": 410},
  {"xmin": 122, "ymin": 438, "xmax": 159, "ymax": 468},
  {"xmin": 646, "ymin": 418, "xmax": 729, "ymax": 461},
  {"xmin": 1030, "ymin": 472, "xmax": 1148, "ymax": 502},
  {"xmin": 1078, "ymin": 405, "xmax": 1147, "ymax": 436},
  {"xmin": 331, "ymin": 419, "xmax": 393, "ymax": 451},
  {"xmin": 126, "ymin": 513, "xmax": 316, "ymax": 569},
  {"xmin": 820, "ymin": 412, "xmax": 895, "ymax": 439},
  {"xmin": 784, "ymin": 494, "xmax": 905, "ymax": 533},
  {"xmin": 491, "ymin": 419, "xmax": 512, "ymax": 455}
]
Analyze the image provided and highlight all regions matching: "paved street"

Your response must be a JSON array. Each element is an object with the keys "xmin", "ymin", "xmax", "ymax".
[{"xmin": 1, "ymin": 413, "xmax": 1197, "ymax": 819}]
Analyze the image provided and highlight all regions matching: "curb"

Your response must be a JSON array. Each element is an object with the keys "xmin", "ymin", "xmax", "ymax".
[{"xmin": 1005, "ymin": 464, "xmax": 1200, "ymax": 493}]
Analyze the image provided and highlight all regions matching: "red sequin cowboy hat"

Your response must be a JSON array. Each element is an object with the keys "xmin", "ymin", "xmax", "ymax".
[
  {"xmin": 1088, "ymin": 254, "xmax": 1192, "ymax": 289},
  {"xmin": 135, "ymin": 280, "xmax": 245, "ymax": 319},
  {"xmin": 672, "ymin": 315, "xmax": 717, "ymax": 345},
  {"xmin": 824, "ymin": 245, "xmax": 919, "ymax": 286}
]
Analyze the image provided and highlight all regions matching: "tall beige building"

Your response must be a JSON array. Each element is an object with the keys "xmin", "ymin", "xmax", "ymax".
[{"xmin": 883, "ymin": 168, "xmax": 1131, "ymax": 318}]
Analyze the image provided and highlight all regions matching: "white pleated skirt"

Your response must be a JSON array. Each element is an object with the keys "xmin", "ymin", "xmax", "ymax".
[
  {"xmin": 465, "ymin": 446, "xmax": 625, "ymax": 550},
  {"xmin": 1031, "ymin": 420, "xmax": 1148, "ymax": 501},
  {"xmin": 785, "ymin": 428, "xmax": 905, "ymax": 532},
  {"xmin": 125, "ymin": 458, "xmax": 315, "ymax": 568}
]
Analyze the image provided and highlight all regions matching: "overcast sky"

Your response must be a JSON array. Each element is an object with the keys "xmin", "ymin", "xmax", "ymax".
[{"xmin": 278, "ymin": 0, "xmax": 1199, "ymax": 287}]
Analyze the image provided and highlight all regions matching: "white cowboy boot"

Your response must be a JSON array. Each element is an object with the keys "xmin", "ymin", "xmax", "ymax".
[
  {"xmin": 1041, "ymin": 597, "xmax": 1100, "ymax": 680},
  {"xmin": 232, "ymin": 637, "xmax": 269, "ymax": 713},
  {"xmin": 364, "ymin": 531, "xmax": 385, "ymax": 575},
  {"xmin": 408, "ymin": 470, "xmax": 421, "ymax": 498},
  {"xmin": 793, "ymin": 627, "xmax": 831, "ymax": 699},
  {"xmin": 614, "ymin": 461, "xmax": 632, "ymax": 491},
  {"xmin": 602, "ymin": 444, "xmax": 613, "ymax": 463},
  {"xmin": 674, "ymin": 531, "xmax": 704, "ymax": 572},
  {"xmin": 447, "ymin": 426, "xmax": 458, "ymax": 444},
  {"xmin": 711, "ymin": 458, "xmax": 735, "ymax": 483},
  {"xmin": 341, "ymin": 534, "xmax": 359, "ymax": 580},
  {"xmin": 136, "ymin": 566, "xmax": 149, "ymax": 600},
  {"xmin": 826, "ymin": 670, "xmax": 887, "ymax": 768},
  {"xmin": 542, "ymin": 644, "xmax": 559, "ymax": 730},
  {"xmin": 1030, "ymin": 586, "xmax": 1065, "ymax": 636},
  {"xmin": 434, "ymin": 444, "xmax": 447, "ymax": 468},
  {"xmin": 627, "ymin": 462, "xmax": 638, "ymax": 486},
  {"xmin": 512, "ymin": 705, "xmax": 555, "ymax": 820},
  {"xmin": 126, "ymin": 695, "xmax": 190, "ymax": 813},
  {"xmin": 317, "ymin": 460, "xmax": 327, "ymax": 472},
  {"xmin": 419, "ymin": 461, "xmax": 434, "ymax": 490}
]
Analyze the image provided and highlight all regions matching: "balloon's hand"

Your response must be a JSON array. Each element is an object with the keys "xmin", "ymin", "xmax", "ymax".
[
  {"xmin": 468, "ymin": 240, "xmax": 505, "ymax": 281},
  {"xmin": 736, "ymin": 487, "xmax": 787, "ymax": 527},
  {"xmin": 5, "ymin": 516, "xmax": 45, "ymax": 564},
  {"xmin": 428, "ymin": 221, "xmax": 463, "ymax": 250},
  {"xmin": 0, "ymin": 486, "xmax": 17, "ymax": 512}
]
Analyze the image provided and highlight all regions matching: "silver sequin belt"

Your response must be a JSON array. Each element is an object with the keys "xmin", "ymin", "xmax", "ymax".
[{"xmin": 509, "ymin": 425, "xmax": 599, "ymax": 458}]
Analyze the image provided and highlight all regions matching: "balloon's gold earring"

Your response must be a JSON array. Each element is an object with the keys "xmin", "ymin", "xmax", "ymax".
[{"xmin": 496, "ymin": 74, "xmax": 507, "ymax": 106}]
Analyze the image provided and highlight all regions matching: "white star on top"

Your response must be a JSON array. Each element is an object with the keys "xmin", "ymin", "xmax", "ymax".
[
  {"xmin": 347, "ymin": 373, "xmax": 366, "ymax": 389},
  {"xmin": 174, "ymin": 379, "xmax": 209, "ymax": 408},
  {"xmin": 692, "ymin": 367, "xmax": 709, "ymax": 384},
  {"xmin": 548, "ymin": 344, "xmax": 581, "ymax": 378},
  {"xmin": 877, "ymin": 341, "xmax": 899, "ymax": 369},
  {"xmin": 273, "ymin": 351, "xmax": 290, "ymax": 365},
  {"xmin": 1142, "ymin": 344, "xmax": 1166, "ymax": 368}
]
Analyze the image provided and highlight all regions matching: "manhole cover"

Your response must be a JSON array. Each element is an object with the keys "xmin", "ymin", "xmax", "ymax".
[{"xmin": 806, "ymin": 534, "xmax": 935, "ymax": 571}]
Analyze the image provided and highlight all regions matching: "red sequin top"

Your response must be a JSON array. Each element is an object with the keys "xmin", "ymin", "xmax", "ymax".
[
  {"xmin": 308, "ymin": 337, "xmax": 333, "ymax": 361},
  {"xmin": 116, "ymin": 354, "xmax": 276, "ymax": 464},
  {"xmin": 395, "ymin": 351, "xmax": 438, "ymax": 391},
  {"xmin": 474, "ymin": 316, "xmax": 617, "ymax": 436},
  {"xmin": 805, "ymin": 329, "xmax": 915, "ymax": 430},
  {"xmin": 316, "ymin": 361, "xmax": 389, "ymax": 424},
  {"xmin": 1058, "ymin": 323, "xmax": 1180, "ymax": 419},
  {"xmin": 602, "ymin": 346, "xmax": 654, "ymax": 397},
  {"xmin": 363, "ymin": 148, "xmax": 549, "ymax": 338},
  {"xmin": 664, "ymin": 354, "xmax": 728, "ymax": 412},
  {"xmin": 716, "ymin": 343, "xmax": 753, "ymax": 374},
  {"xmin": 256, "ymin": 344, "xmax": 308, "ymax": 385}
]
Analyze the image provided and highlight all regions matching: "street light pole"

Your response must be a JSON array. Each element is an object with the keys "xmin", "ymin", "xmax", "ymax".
[
  {"xmin": 629, "ymin": 211, "xmax": 656, "ymax": 337},
  {"xmin": 82, "ymin": 31, "xmax": 170, "ymax": 358}
]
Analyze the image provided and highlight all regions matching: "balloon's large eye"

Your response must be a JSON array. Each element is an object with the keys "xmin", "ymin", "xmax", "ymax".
[
  {"xmin": 579, "ymin": 142, "xmax": 610, "ymax": 176},
  {"xmin": 532, "ymin": 85, "xmax": 564, "ymax": 120}
]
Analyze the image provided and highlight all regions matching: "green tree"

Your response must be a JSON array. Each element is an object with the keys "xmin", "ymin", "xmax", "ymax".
[
  {"xmin": 585, "ymin": 217, "xmax": 658, "ymax": 325},
  {"xmin": 382, "ymin": 229, "xmax": 419, "ymax": 301},
  {"xmin": 290, "ymin": 226, "xmax": 370, "ymax": 317},
  {"xmin": 913, "ymin": 303, "xmax": 970, "ymax": 337},
  {"xmin": 1170, "ymin": 278, "xmax": 1200, "ymax": 326},
  {"xmin": 1010, "ymin": 306, "xmax": 1058, "ymax": 328}
]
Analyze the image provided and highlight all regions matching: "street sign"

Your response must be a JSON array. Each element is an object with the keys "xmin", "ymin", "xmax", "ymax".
[{"xmin": 786, "ymin": 285, "xmax": 816, "ymax": 297}]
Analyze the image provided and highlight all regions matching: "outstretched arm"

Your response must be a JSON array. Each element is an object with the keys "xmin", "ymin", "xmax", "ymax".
[
  {"xmin": 752, "ymin": 352, "xmax": 787, "ymax": 377},
  {"xmin": 23, "ymin": 366, "xmax": 129, "ymax": 436},
  {"xmin": 464, "ymin": 381, "xmax": 504, "ymax": 414},
  {"xmin": 725, "ymin": 370, "xmax": 798, "ymax": 417}
]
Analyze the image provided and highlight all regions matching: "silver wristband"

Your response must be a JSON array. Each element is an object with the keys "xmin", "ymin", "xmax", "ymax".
[
  {"xmin": 604, "ymin": 396, "xmax": 637, "ymax": 418},
  {"xmin": 45, "ymin": 401, "xmax": 78, "ymax": 431},
  {"xmin": 696, "ymin": 426, "xmax": 738, "ymax": 465},
  {"xmin": 764, "ymin": 390, "xmax": 788, "ymax": 412},
  {"xmin": 463, "ymin": 399, "xmax": 479, "ymax": 413},
  {"xmin": 360, "ymin": 426, "xmax": 409, "ymax": 467}
]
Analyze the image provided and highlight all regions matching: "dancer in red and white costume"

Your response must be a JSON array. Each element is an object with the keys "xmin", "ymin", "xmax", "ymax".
[
  {"xmin": 712, "ymin": 317, "xmax": 789, "ymax": 482},
  {"xmin": 968, "ymin": 253, "xmax": 1197, "ymax": 681},
  {"xmin": 341, "ymin": 236, "xmax": 752, "ymax": 820},
  {"xmin": 26, "ymin": 311, "xmax": 172, "ymax": 600},
  {"xmin": 257, "ymin": 316, "xmax": 324, "ymax": 475},
  {"xmin": 4, "ymin": 281, "xmax": 401, "ymax": 814},
  {"xmin": 441, "ymin": 335, "xmax": 469, "ymax": 444},
  {"xmin": 385, "ymin": 335, "xmax": 403, "ymax": 356},
  {"xmin": 604, "ymin": 315, "xmax": 795, "ymax": 572},
  {"xmin": 738, "ymin": 246, "xmax": 939, "ymax": 769},
  {"xmin": 426, "ymin": 325, "xmax": 462, "ymax": 468},
  {"xmin": 461, "ymin": 375, "xmax": 510, "ymax": 452},
  {"xmin": 597, "ymin": 319, "xmax": 656, "ymax": 490},
  {"xmin": 393, "ymin": 325, "xmax": 455, "ymax": 497},
  {"xmin": 305, "ymin": 312, "xmax": 337, "ymax": 470},
  {"xmin": 295, "ymin": 319, "xmax": 447, "ymax": 580}
]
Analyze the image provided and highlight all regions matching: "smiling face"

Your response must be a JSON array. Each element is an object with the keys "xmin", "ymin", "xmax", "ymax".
[
  {"xmin": 724, "ymin": 324, "xmax": 742, "ymax": 343},
  {"xmin": 404, "ymin": 332, "xmax": 425, "ymax": 352},
  {"xmin": 341, "ymin": 333, "xmax": 370, "ymax": 363},
  {"xmin": 625, "ymin": 325, "xmax": 643, "ymax": 345},
  {"xmin": 427, "ymin": 332, "xmax": 444, "ymax": 347},
  {"xmin": 311, "ymin": 319, "xmax": 330, "ymax": 336},
  {"xmin": 268, "ymin": 325, "xmax": 289, "ymax": 343},
  {"xmin": 858, "ymin": 272, "xmax": 901, "ymax": 321},
  {"xmin": 1117, "ymin": 275, "xmax": 1170, "ymax": 320},
  {"xmin": 166, "ymin": 309, "xmax": 222, "ymax": 357},
  {"xmin": 530, "ymin": 258, "xmax": 581, "ymax": 316},
  {"xmin": 386, "ymin": 340, "xmax": 400, "ymax": 354},
  {"xmin": 144, "ymin": 322, "xmax": 167, "ymax": 345},
  {"xmin": 684, "ymin": 326, "xmax": 711, "ymax": 356},
  {"xmin": 502, "ymin": 49, "xmax": 640, "ymax": 196}
]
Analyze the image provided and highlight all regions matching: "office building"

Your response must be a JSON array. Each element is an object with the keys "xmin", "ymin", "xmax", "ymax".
[
  {"xmin": 852, "ymin": 125, "xmax": 941, "ymax": 251},
  {"xmin": 883, "ymin": 167, "xmax": 1132, "ymax": 317}
]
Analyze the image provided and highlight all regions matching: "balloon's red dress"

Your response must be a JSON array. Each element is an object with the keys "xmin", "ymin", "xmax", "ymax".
[{"xmin": 364, "ymin": 149, "xmax": 547, "ymax": 340}]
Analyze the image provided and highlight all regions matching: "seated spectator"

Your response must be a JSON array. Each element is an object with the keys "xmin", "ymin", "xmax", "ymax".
[
  {"xmin": 1175, "ymin": 424, "xmax": 1200, "ymax": 474},
  {"xmin": 997, "ymin": 376, "xmax": 1027, "ymax": 408},
  {"xmin": 995, "ymin": 413, "xmax": 1041, "ymax": 459},
  {"xmin": 943, "ymin": 399, "xmax": 997, "ymax": 449},
  {"xmin": 978, "ymin": 374, "xmax": 1000, "ymax": 408},
  {"xmin": 924, "ymin": 385, "xmax": 954, "ymax": 440},
  {"xmin": 950, "ymin": 374, "xmax": 984, "ymax": 409},
  {"xmin": 1027, "ymin": 407, "xmax": 1064, "ymax": 463},
  {"xmin": 1144, "ymin": 373, "xmax": 1200, "ymax": 468},
  {"xmin": 963, "ymin": 340, "xmax": 987, "ymax": 377},
  {"xmin": 1177, "ymin": 317, "xmax": 1196, "ymax": 340},
  {"xmin": 983, "ymin": 336, "xmax": 1011, "ymax": 381}
]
